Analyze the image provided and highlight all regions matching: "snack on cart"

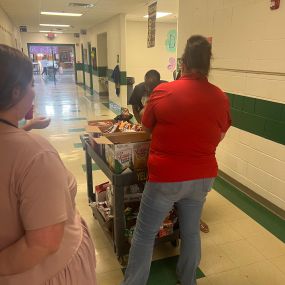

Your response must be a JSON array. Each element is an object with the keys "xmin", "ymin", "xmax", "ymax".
[{"xmin": 114, "ymin": 107, "xmax": 133, "ymax": 122}]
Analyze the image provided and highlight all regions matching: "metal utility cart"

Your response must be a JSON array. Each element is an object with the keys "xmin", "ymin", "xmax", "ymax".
[{"xmin": 80, "ymin": 135, "xmax": 179, "ymax": 265}]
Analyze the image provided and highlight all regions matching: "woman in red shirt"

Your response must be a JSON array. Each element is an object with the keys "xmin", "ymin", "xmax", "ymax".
[{"xmin": 121, "ymin": 35, "xmax": 231, "ymax": 285}]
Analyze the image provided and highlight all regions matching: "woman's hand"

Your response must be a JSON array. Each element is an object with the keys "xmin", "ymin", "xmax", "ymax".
[{"xmin": 22, "ymin": 117, "xmax": 51, "ymax": 131}]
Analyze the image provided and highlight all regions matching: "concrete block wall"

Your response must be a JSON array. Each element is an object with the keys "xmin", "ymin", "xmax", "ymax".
[
  {"xmin": 126, "ymin": 21, "xmax": 177, "ymax": 84},
  {"xmin": 178, "ymin": 0, "xmax": 285, "ymax": 210},
  {"xmin": 79, "ymin": 14, "xmax": 128, "ymax": 107},
  {"xmin": 0, "ymin": 5, "xmax": 21, "ymax": 48}
]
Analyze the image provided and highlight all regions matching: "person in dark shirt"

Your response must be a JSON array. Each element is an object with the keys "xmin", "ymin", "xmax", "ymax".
[{"xmin": 128, "ymin": 70, "xmax": 165, "ymax": 123}]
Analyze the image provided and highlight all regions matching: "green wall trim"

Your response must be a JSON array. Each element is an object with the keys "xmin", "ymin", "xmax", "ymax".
[
  {"xmin": 83, "ymin": 64, "xmax": 90, "ymax": 73},
  {"xmin": 213, "ymin": 176, "xmax": 285, "ymax": 243},
  {"xmin": 226, "ymin": 93, "xmax": 285, "ymax": 145},
  {"xmin": 92, "ymin": 66, "xmax": 107, "ymax": 77},
  {"xmin": 75, "ymin": 64, "xmax": 126, "ymax": 84},
  {"xmin": 98, "ymin": 66, "xmax": 107, "ymax": 77},
  {"xmin": 75, "ymin": 63, "xmax": 83, "ymax": 71}
]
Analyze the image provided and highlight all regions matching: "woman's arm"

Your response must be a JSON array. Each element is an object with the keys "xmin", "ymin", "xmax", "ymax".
[{"xmin": 0, "ymin": 222, "xmax": 64, "ymax": 276}]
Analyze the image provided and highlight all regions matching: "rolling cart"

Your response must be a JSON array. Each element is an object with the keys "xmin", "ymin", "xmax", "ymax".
[{"xmin": 80, "ymin": 135, "xmax": 179, "ymax": 265}]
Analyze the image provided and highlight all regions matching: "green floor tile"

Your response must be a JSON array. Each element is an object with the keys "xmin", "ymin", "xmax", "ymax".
[
  {"xmin": 64, "ymin": 117, "xmax": 86, "ymax": 121},
  {"xmin": 74, "ymin": 143, "xmax": 83, "ymax": 148},
  {"xmin": 147, "ymin": 255, "xmax": 204, "ymax": 284},
  {"xmin": 213, "ymin": 176, "xmax": 285, "ymax": 243},
  {"xmin": 122, "ymin": 255, "xmax": 204, "ymax": 284},
  {"xmin": 68, "ymin": 128, "xmax": 85, "ymax": 132},
  {"xmin": 82, "ymin": 163, "xmax": 100, "ymax": 172}
]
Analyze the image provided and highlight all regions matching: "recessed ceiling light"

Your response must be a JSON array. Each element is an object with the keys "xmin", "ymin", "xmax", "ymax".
[
  {"xmin": 69, "ymin": 3, "xmax": 95, "ymax": 8},
  {"xmin": 41, "ymin": 11, "xmax": 82, "ymax": 17},
  {"xmin": 40, "ymin": 24, "xmax": 71, "ymax": 27},
  {"xmin": 39, "ymin": 30, "xmax": 63, "ymax": 33},
  {"xmin": 144, "ymin": 12, "xmax": 172, "ymax": 19}
]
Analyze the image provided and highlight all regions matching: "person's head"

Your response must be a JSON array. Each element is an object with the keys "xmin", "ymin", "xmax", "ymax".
[
  {"xmin": 144, "ymin": 69, "xmax": 160, "ymax": 93},
  {"xmin": 0, "ymin": 44, "xmax": 34, "ymax": 120},
  {"xmin": 181, "ymin": 35, "xmax": 212, "ymax": 77}
]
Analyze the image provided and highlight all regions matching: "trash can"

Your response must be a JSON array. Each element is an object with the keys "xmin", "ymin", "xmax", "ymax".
[{"xmin": 126, "ymin": 77, "xmax": 135, "ymax": 103}]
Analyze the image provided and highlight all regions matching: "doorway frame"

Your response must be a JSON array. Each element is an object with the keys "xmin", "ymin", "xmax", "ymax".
[{"xmin": 27, "ymin": 43, "xmax": 77, "ymax": 83}]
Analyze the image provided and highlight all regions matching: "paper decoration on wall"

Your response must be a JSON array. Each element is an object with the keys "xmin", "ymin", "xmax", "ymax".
[
  {"xmin": 165, "ymin": 29, "xmax": 177, "ymax": 52},
  {"xmin": 167, "ymin": 57, "xmax": 176, "ymax": 71},
  {"xmin": 147, "ymin": 1, "xmax": 157, "ymax": 48}
]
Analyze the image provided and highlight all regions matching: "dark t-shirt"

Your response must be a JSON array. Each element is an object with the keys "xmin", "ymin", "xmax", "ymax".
[{"xmin": 128, "ymin": 81, "xmax": 166, "ymax": 111}]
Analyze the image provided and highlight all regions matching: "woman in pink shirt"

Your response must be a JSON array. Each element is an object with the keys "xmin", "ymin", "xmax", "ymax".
[{"xmin": 0, "ymin": 45, "xmax": 96, "ymax": 284}]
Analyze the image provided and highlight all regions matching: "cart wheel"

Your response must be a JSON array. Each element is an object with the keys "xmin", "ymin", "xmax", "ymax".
[
  {"xmin": 118, "ymin": 255, "xmax": 128, "ymax": 267},
  {"xmin": 171, "ymin": 239, "xmax": 180, "ymax": 247}
]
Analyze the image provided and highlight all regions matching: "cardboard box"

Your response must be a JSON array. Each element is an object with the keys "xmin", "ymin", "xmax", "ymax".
[
  {"xmin": 92, "ymin": 132, "xmax": 150, "ymax": 174},
  {"xmin": 133, "ymin": 142, "xmax": 150, "ymax": 170},
  {"xmin": 86, "ymin": 120, "xmax": 114, "ymax": 150},
  {"xmin": 87, "ymin": 120, "xmax": 115, "ymax": 135}
]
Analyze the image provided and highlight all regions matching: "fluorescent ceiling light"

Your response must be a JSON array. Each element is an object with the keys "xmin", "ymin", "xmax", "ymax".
[
  {"xmin": 41, "ymin": 11, "xmax": 82, "ymax": 17},
  {"xmin": 40, "ymin": 24, "xmax": 70, "ymax": 27},
  {"xmin": 144, "ymin": 12, "xmax": 172, "ymax": 19},
  {"xmin": 39, "ymin": 30, "xmax": 63, "ymax": 33}
]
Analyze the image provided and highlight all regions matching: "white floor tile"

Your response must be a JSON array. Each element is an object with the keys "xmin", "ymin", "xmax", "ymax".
[{"xmin": 239, "ymin": 260, "xmax": 285, "ymax": 285}]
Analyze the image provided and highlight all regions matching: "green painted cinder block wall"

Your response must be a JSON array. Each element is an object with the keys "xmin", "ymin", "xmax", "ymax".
[{"xmin": 227, "ymin": 93, "xmax": 285, "ymax": 145}]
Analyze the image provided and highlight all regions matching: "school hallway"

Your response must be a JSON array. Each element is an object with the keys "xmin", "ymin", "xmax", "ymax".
[{"xmin": 31, "ymin": 75, "xmax": 285, "ymax": 285}]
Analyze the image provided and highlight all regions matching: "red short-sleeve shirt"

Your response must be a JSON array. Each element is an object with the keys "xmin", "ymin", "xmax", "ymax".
[{"xmin": 142, "ymin": 74, "xmax": 231, "ymax": 182}]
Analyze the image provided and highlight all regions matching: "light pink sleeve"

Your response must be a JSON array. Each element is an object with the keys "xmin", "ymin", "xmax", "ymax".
[{"xmin": 19, "ymin": 151, "xmax": 68, "ymax": 230}]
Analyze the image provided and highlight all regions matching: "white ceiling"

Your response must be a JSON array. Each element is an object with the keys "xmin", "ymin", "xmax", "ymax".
[
  {"xmin": 0, "ymin": 0, "xmax": 178, "ymax": 33},
  {"xmin": 127, "ymin": 0, "xmax": 178, "ymax": 23}
]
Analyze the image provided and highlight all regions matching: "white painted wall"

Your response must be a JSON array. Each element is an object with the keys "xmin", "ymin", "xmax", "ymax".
[
  {"xmin": 178, "ymin": 0, "xmax": 285, "ymax": 210},
  {"xmin": 126, "ymin": 21, "xmax": 177, "ymax": 84},
  {"xmin": 82, "ymin": 14, "xmax": 127, "ymax": 106},
  {"xmin": 97, "ymin": 33, "xmax": 108, "ymax": 67},
  {"xmin": 0, "ymin": 6, "xmax": 22, "ymax": 48}
]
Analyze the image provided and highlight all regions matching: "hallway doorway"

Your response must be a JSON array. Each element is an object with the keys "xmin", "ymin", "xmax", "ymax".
[
  {"xmin": 27, "ymin": 43, "xmax": 77, "ymax": 84},
  {"xmin": 97, "ymin": 32, "xmax": 109, "ymax": 98}
]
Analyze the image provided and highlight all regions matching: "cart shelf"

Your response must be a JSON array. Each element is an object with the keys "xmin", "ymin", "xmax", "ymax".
[{"xmin": 80, "ymin": 135, "xmax": 179, "ymax": 264}]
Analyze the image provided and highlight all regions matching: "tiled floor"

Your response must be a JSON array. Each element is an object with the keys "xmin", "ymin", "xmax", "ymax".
[{"xmin": 32, "ymin": 74, "xmax": 285, "ymax": 285}]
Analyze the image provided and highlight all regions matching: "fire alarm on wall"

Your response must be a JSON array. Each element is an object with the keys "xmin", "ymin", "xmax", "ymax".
[{"xmin": 270, "ymin": 0, "xmax": 280, "ymax": 10}]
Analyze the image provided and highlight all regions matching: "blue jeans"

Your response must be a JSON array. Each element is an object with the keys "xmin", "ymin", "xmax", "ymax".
[{"xmin": 121, "ymin": 178, "xmax": 214, "ymax": 285}]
